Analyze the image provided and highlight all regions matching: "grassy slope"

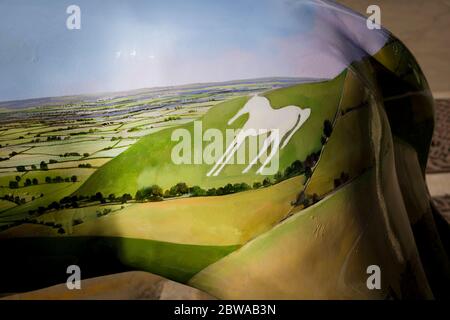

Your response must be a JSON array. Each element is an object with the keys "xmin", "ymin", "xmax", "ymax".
[
  {"xmin": 75, "ymin": 72, "xmax": 345, "ymax": 196},
  {"xmin": 188, "ymin": 169, "xmax": 401, "ymax": 299},
  {"xmin": 70, "ymin": 176, "xmax": 303, "ymax": 246},
  {"xmin": 305, "ymin": 70, "xmax": 374, "ymax": 197},
  {"xmin": 0, "ymin": 182, "xmax": 83, "ymax": 224},
  {"xmin": 0, "ymin": 236, "xmax": 238, "ymax": 288}
]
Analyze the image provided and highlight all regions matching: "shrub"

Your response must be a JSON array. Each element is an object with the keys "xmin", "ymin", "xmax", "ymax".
[
  {"xmin": 284, "ymin": 160, "xmax": 304, "ymax": 178},
  {"xmin": 95, "ymin": 192, "xmax": 104, "ymax": 201},
  {"xmin": 190, "ymin": 186, "xmax": 206, "ymax": 197},
  {"xmin": 206, "ymin": 188, "xmax": 217, "ymax": 196},
  {"xmin": 253, "ymin": 182, "xmax": 262, "ymax": 189},
  {"xmin": 262, "ymin": 177, "xmax": 272, "ymax": 187},
  {"xmin": 136, "ymin": 185, "xmax": 163, "ymax": 200},
  {"xmin": 121, "ymin": 193, "xmax": 132, "ymax": 203},
  {"xmin": 274, "ymin": 171, "xmax": 283, "ymax": 183},
  {"xmin": 39, "ymin": 161, "xmax": 48, "ymax": 170},
  {"xmin": 323, "ymin": 119, "xmax": 333, "ymax": 137},
  {"xmin": 9, "ymin": 181, "xmax": 19, "ymax": 189},
  {"xmin": 169, "ymin": 182, "xmax": 189, "ymax": 196},
  {"xmin": 304, "ymin": 167, "xmax": 313, "ymax": 179},
  {"xmin": 16, "ymin": 165, "xmax": 26, "ymax": 172},
  {"xmin": 48, "ymin": 201, "xmax": 60, "ymax": 210}
]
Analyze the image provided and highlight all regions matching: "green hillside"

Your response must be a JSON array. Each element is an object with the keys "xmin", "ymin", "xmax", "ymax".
[{"xmin": 75, "ymin": 72, "xmax": 346, "ymax": 197}]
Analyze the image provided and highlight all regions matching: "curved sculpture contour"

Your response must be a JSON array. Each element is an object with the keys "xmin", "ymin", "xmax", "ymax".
[{"xmin": 0, "ymin": 0, "xmax": 449, "ymax": 299}]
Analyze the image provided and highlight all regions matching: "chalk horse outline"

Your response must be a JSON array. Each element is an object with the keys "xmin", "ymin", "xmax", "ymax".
[{"xmin": 207, "ymin": 95, "xmax": 311, "ymax": 176}]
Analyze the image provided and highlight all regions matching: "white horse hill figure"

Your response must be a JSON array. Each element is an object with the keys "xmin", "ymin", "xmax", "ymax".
[{"xmin": 207, "ymin": 95, "xmax": 311, "ymax": 177}]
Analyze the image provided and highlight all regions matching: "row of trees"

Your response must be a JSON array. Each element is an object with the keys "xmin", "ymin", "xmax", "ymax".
[
  {"xmin": 16, "ymin": 161, "xmax": 49, "ymax": 172},
  {"xmin": 45, "ymin": 175, "xmax": 78, "ymax": 183},
  {"xmin": 8, "ymin": 176, "xmax": 39, "ymax": 188},
  {"xmin": 1, "ymin": 194, "xmax": 26, "ymax": 205},
  {"xmin": 130, "ymin": 152, "xmax": 325, "ymax": 203},
  {"xmin": 8, "ymin": 175, "xmax": 77, "ymax": 189}
]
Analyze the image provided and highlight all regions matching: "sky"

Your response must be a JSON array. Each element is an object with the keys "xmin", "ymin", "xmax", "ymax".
[{"xmin": 0, "ymin": 0, "xmax": 388, "ymax": 102}]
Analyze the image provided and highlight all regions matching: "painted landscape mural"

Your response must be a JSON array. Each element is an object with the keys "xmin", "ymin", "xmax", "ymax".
[{"xmin": 0, "ymin": 0, "xmax": 449, "ymax": 299}]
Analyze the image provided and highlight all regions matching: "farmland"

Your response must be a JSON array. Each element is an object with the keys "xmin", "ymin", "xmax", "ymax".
[
  {"xmin": 0, "ymin": 77, "xmax": 312, "ymax": 227},
  {"xmin": 1, "ymin": 77, "xmax": 328, "ymax": 291},
  {"xmin": 0, "ymin": 71, "xmax": 386, "ymax": 293}
]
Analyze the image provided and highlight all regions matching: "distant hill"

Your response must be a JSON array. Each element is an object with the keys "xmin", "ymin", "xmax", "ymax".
[{"xmin": 0, "ymin": 77, "xmax": 324, "ymax": 110}]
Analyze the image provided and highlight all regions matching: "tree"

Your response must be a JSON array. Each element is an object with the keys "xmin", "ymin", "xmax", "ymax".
[
  {"xmin": 108, "ymin": 194, "xmax": 116, "ymax": 201},
  {"xmin": 323, "ymin": 119, "xmax": 333, "ymax": 137},
  {"xmin": 83, "ymin": 153, "xmax": 90, "ymax": 157},
  {"xmin": 253, "ymin": 182, "xmax": 262, "ymax": 189},
  {"xmin": 15, "ymin": 176, "xmax": 21, "ymax": 182},
  {"xmin": 31, "ymin": 164, "xmax": 37, "ymax": 170},
  {"xmin": 274, "ymin": 171, "xmax": 283, "ymax": 183},
  {"xmin": 136, "ymin": 185, "xmax": 163, "ymax": 201},
  {"xmin": 95, "ymin": 192, "xmax": 104, "ymax": 201},
  {"xmin": 206, "ymin": 188, "xmax": 217, "ymax": 196},
  {"xmin": 16, "ymin": 165, "xmax": 26, "ymax": 172},
  {"xmin": 48, "ymin": 201, "xmax": 60, "ymax": 210},
  {"xmin": 234, "ymin": 183, "xmax": 251, "ymax": 192},
  {"xmin": 32, "ymin": 178, "xmax": 38, "ymax": 185},
  {"xmin": 24, "ymin": 178, "xmax": 32, "ymax": 186},
  {"xmin": 190, "ymin": 186, "xmax": 206, "ymax": 197},
  {"xmin": 304, "ymin": 167, "xmax": 312, "ymax": 179},
  {"xmin": 262, "ymin": 177, "xmax": 272, "ymax": 187},
  {"xmin": 284, "ymin": 160, "xmax": 303, "ymax": 178},
  {"xmin": 9, "ymin": 181, "xmax": 19, "ymax": 189},
  {"xmin": 223, "ymin": 183, "xmax": 234, "ymax": 194},
  {"xmin": 135, "ymin": 190, "xmax": 144, "ymax": 201},
  {"xmin": 174, "ymin": 182, "xmax": 188, "ymax": 195},
  {"xmin": 71, "ymin": 175, "xmax": 77, "ymax": 182},
  {"xmin": 121, "ymin": 193, "xmax": 132, "ymax": 203},
  {"xmin": 45, "ymin": 176, "xmax": 51, "ymax": 183},
  {"xmin": 40, "ymin": 161, "xmax": 48, "ymax": 170},
  {"xmin": 150, "ymin": 185, "xmax": 163, "ymax": 197}
]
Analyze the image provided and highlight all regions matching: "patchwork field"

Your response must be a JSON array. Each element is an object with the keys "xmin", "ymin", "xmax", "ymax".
[{"xmin": 0, "ymin": 49, "xmax": 431, "ymax": 298}]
